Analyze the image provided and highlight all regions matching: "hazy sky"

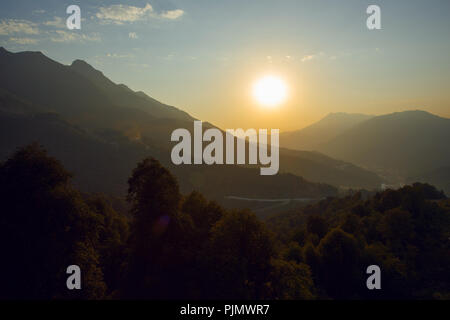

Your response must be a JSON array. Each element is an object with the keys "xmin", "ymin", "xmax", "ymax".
[{"xmin": 1, "ymin": 0, "xmax": 449, "ymax": 131}]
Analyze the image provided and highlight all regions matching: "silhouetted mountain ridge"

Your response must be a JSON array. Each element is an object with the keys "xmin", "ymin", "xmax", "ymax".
[
  {"xmin": 69, "ymin": 59, "xmax": 193, "ymax": 121},
  {"xmin": 281, "ymin": 112, "xmax": 373, "ymax": 150},
  {"xmin": 0, "ymin": 48, "xmax": 384, "ymax": 202},
  {"xmin": 318, "ymin": 110, "xmax": 450, "ymax": 177}
]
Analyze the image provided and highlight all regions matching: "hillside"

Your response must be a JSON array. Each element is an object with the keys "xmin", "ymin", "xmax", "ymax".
[
  {"xmin": 0, "ymin": 47, "xmax": 383, "ymax": 199},
  {"xmin": 318, "ymin": 110, "xmax": 450, "ymax": 177},
  {"xmin": 69, "ymin": 59, "xmax": 193, "ymax": 121},
  {"xmin": 0, "ymin": 88, "xmax": 338, "ymax": 202},
  {"xmin": 280, "ymin": 112, "xmax": 373, "ymax": 151}
]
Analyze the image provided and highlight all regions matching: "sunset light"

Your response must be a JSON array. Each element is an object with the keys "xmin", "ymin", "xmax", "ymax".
[{"xmin": 252, "ymin": 75, "xmax": 288, "ymax": 107}]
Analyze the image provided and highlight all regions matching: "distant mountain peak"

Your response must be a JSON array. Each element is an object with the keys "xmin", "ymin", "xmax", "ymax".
[
  {"xmin": 0, "ymin": 47, "xmax": 45, "ymax": 59},
  {"xmin": 280, "ymin": 112, "xmax": 374, "ymax": 151},
  {"xmin": 375, "ymin": 109, "xmax": 446, "ymax": 122},
  {"xmin": 117, "ymin": 83, "xmax": 133, "ymax": 92},
  {"xmin": 70, "ymin": 59, "xmax": 105, "ymax": 78},
  {"xmin": 390, "ymin": 109, "xmax": 434, "ymax": 116},
  {"xmin": 396, "ymin": 109, "xmax": 429, "ymax": 114},
  {"xmin": 71, "ymin": 59, "xmax": 92, "ymax": 68},
  {"xmin": 18, "ymin": 50, "xmax": 45, "ymax": 57},
  {"xmin": 322, "ymin": 112, "xmax": 372, "ymax": 120},
  {"xmin": 318, "ymin": 109, "xmax": 450, "ymax": 177}
]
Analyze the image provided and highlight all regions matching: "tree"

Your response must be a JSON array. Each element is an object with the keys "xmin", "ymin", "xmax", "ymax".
[
  {"xmin": 182, "ymin": 190, "xmax": 223, "ymax": 237},
  {"xmin": 0, "ymin": 143, "xmax": 105, "ymax": 299},
  {"xmin": 85, "ymin": 194, "xmax": 129, "ymax": 298},
  {"xmin": 207, "ymin": 209, "xmax": 275, "ymax": 299},
  {"xmin": 378, "ymin": 208, "xmax": 415, "ymax": 256},
  {"xmin": 123, "ymin": 157, "xmax": 194, "ymax": 299},
  {"xmin": 318, "ymin": 228, "xmax": 362, "ymax": 298},
  {"xmin": 268, "ymin": 259, "xmax": 315, "ymax": 300},
  {"xmin": 268, "ymin": 183, "xmax": 450, "ymax": 299},
  {"xmin": 306, "ymin": 215, "xmax": 329, "ymax": 240},
  {"xmin": 303, "ymin": 242, "xmax": 321, "ymax": 281}
]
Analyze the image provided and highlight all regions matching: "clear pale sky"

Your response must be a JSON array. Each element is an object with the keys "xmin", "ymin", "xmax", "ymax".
[{"xmin": 1, "ymin": 0, "xmax": 449, "ymax": 131}]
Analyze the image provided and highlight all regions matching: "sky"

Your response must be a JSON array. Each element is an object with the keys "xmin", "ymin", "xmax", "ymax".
[{"xmin": 0, "ymin": 0, "xmax": 449, "ymax": 131}]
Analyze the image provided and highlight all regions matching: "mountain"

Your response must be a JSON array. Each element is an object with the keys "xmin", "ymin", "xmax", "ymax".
[
  {"xmin": 280, "ymin": 112, "xmax": 373, "ymax": 150},
  {"xmin": 0, "ymin": 47, "xmax": 196, "ymax": 145},
  {"xmin": 0, "ymin": 47, "xmax": 192, "ymax": 122},
  {"xmin": 0, "ymin": 47, "xmax": 383, "ymax": 202},
  {"xmin": 318, "ymin": 110, "xmax": 450, "ymax": 178},
  {"xmin": 69, "ymin": 59, "xmax": 193, "ymax": 121},
  {"xmin": 279, "ymin": 148, "xmax": 382, "ymax": 189},
  {"xmin": 408, "ymin": 166, "xmax": 450, "ymax": 196},
  {"xmin": 0, "ymin": 91, "xmax": 338, "ymax": 201},
  {"xmin": 0, "ymin": 87, "xmax": 38, "ymax": 115}
]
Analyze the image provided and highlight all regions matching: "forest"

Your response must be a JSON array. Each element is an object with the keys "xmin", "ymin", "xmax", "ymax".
[{"xmin": 0, "ymin": 143, "xmax": 448, "ymax": 300}]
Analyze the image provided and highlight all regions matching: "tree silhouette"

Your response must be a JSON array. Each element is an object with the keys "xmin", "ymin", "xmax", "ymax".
[
  {"xmin": 207, "ymin": 209, "xmax": 275, "ymax": 299},
  {"xmin": 123, "ymin": 157, "xmax": 194, "ymax": 299},
  {"xmin": 318, "ymin": 228, "xmax": 362, "ymax": 298},
  {"xmin": 0, "ymin": 143, "xmax": 105, "ymax": 299},
  {"xmin": 0, "ymin": 144, "xmax": 447, "ymax": 300}
]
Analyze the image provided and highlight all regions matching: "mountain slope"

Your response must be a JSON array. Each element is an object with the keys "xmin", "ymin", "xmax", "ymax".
[
  {"xmin": 280, "ymin": 112, "xmax": 373, "ymax": 150},
  {"xmin": 318, "ymin": 110, "xmax": 450, "ymax": 177},
  {"xmin": 0, "ymin": 47, "xmax": 383, "ymax": 193},
  {"xmin": 279, "ymin": 148, "xmax": 382, "ymax": 189},
  {"xmin": 69, "ymin": 59, "xmax": 193, "ymax": 121},
  {"xmin": 0, "ymin": 83, "xmax": 338, "ymax": 201}
]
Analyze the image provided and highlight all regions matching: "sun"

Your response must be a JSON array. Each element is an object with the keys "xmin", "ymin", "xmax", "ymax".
[{"xmin": 252, "ymin": 75, "xmax": 288, "ymax": 107}]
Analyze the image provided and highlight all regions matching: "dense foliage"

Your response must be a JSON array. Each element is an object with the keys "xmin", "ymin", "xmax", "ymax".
[
  {"xmin": 268, "ymin": 184, "xmax": 450, "ymax": 299},
  {"xmin": 0, "ymin": 144, "xmax": 448, "ymax": 299}
]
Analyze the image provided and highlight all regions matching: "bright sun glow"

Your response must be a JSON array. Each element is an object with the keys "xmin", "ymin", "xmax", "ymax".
[{"xmin": 252, "ymin": 75, "xmax": 287, "ymax": 107}]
